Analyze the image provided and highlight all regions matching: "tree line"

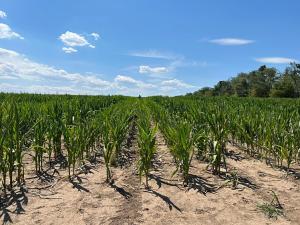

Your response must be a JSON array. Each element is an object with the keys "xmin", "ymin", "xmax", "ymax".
[{"xmin": 189, "ymin": 63, "xmax": 300, "ymax": 98}]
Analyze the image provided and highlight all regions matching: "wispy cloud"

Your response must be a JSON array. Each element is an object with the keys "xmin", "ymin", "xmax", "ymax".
[
  {"xmin": 114, "ymin": 75, "xmax": 155, "ymax": 89},
  {"xmin": 209, "ymin": 38, "xmax": 254, "ymax": 46},
  {"xmin": 91, "ymin": 32, "xmax": 100, "ymax": 40},
  {"xmin": 129, "ymin": 50, "xmax": 179, "ymax": 60},
  {"xmin": 161, "ymin": 79, "xmax": 195, "ymax": 89},
  {"xmin": 139, "ymin": 65, "xmax": 169, "ymax": 74},
  {"xmin": 114, "ymin": 75, "xmax": 138, "ymax": 84},
  {"xmin": 129, "ymin": 49, "xmax": 208, "ymax": 79},
  {"xmin": 0, "ymin": 10, "xmax": 7, "ymax": 19},
  {"xmin": 0, "ymin": 23, "xmax": 24, "ymax": 39},
  {"xmin": 62, "ymin": 47, "xmax": 77, "ymax": 54},
  {"xmin": 255, "ymin": 57, "xmax": 298, "ymax": 64}
]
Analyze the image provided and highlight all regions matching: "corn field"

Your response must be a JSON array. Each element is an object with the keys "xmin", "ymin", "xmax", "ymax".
[{"xmin": 0, "ymin": 93, "xmax": 300, "ymax": 195}]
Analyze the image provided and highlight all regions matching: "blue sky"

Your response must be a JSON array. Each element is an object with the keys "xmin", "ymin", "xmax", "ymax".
[{"xmin": 0, "ymin": 0, "xmax": 299, "ymax": 96}]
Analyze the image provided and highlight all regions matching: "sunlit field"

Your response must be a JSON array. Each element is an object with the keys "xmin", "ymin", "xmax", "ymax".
[
  {"xmin": 1, "ymin": 1, "xmax": 300, "ymax": 224},
  {"xmin": 0, "ymin": 93, "xmax": 299, "ymax": 224}
]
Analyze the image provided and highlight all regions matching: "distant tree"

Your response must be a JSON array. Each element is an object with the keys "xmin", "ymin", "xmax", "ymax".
[
  {"xmin": 231, "ymin": 73, "xmax": 250, "ymax": 97},
  {"xmin": 248, "ymin": 66, "xmax": 277, "ymax": 97},
  {"xmin": 270, "ymin": 76, "xmax": 296, "ymax": 98},
  {"xmin": 259, "ymin": 65, "xmax": 277, "ymax": 89},
  {"xmin": 213, "ymin": 81, "xmax": 233, "ymax": 96},
  {"xmin": 286, "ymin": 63, "xmax": 300, "ymax": 97},
  {"xmin": 270, "ymin": 63, "xmax": 300, "ymax": 98},
  {"xmin": 194, "ymin": 87, "xmax": 214, "ymax": 96},
  {"xmin": 190, "ymin": 64, "xmax": 300, "ymax": 98}
]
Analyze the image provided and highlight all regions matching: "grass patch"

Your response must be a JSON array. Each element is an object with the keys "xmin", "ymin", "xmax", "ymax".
[{"xmin": 257, "ymin": 191, "xmax": 284, "ymax": 219}]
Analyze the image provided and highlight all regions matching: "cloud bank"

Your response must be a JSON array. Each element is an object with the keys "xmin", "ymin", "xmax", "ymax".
[{"xmin": 0, "ymin": 48, "xmax": 196, "ymax": 96}]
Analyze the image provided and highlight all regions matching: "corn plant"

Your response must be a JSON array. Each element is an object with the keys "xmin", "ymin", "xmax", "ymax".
[
  {"xmin": 110, "ymin": 108, "xmax": 131, "ymax": 165},
  {"xmin": 6, "ymin": 103, "xmax": 24, "ymax": 187},
  {"xmin": 32, "ymin": 117, "xmax": 47, "ymax": 174},
  {"xmin": 137, "ymin": 109, "xmax": 157, "ymax": 188},
  {"xmin": 100, "ymin": 112, "xmax": 115, "ymax": 182},
  {"xmin": 64, "ymin": 125, "xmax": 80, "ymax": 179},
  {"xmin": 168, "ymin": 122, "xmax": 196, "ymax": 185},
  {"xmin": 0, "ymin": 105, "xmax": 8, "ymax": 194},
  {"xmin": 206, "ymin": 105, "xmax": 230, "ymax": 175},
  {"xmin": 50, "ymin": 102, "xmax": 64, "ymax": 160}
]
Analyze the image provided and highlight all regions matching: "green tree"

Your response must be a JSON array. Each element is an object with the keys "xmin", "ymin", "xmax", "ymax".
[
  {"xmin": 194, "ymin": 87, "xmax": 214, "ymax": 96},
  {"xmin": 231, "ymin": 73, "xmax": 250, "ymax": 97},
  {"xmin": 213, "ymin": 81, "xmax": 233, "ymax": 96},
  {"xmin": 270, "ymin": 63, "xmax": 300, "ymax": 98}
]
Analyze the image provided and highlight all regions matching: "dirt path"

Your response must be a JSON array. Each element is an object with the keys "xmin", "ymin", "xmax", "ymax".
[
  {"xmin": 140, "ymin": 130, "xmax": 187, "ymax": 224},
  {"xmin": 109, "ymin": 129, "xmax": 143, "ymax": 225}
]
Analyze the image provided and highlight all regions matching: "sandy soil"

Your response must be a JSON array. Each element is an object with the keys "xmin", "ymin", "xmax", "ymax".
[
  {"xmin": 2, "ymin": 131, "xmax": 300, "ymax": 225},
  {"xmin": 138, "ymin": 133, "xmax": 300, "ymax": 225}
]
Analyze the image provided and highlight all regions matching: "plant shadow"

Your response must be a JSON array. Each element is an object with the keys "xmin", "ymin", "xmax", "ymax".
[
  {"xmin": 109, "ymin": 182, "xmax": 132, "ymax": 199},
  {"xmin": 281, "ymin": 166, "xmax": 300, "ymax": 179},
  {"xmin": 70, "ymin": 175, "xmax": 90, "ymax": 192},
  {"xmin": 49, "ymin": 154, "xmax": 68, "ymax": 169},
  {"xmin": 219, "ymin": 171, "xmax": 258, "ymax": 190},
  {"xmin": 0, "ymin": 186, "xmax": 28, "ymax": 224},
  {"xmin": 148, "ymin": 174, "xmax": 183, "ymax": 190},
  {"xmin": 36, "ymin": 170, "xmax": 56, "ymax": 183},
  {"xmin": 145, "ymin": 189, "xmax": 182, "ymax": 212},
  {"xmin": 225, "ymin": 150, "xmax": 245, "ymax": 161},
  {"xmin": 187, "ymin": 174, "xmax": 217, "ymax": 195},
  {"xmin": 78, "ymin": 164, "xmax": 95, "ymax": 175}
]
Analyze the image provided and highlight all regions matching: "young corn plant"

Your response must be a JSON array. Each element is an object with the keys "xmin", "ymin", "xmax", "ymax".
[
  {"xmin": 32, "ymin": 117, "xmax": 47, "ymax": 174},
  {"xmin": 6, "ymin": 102, "xmax": 25, "ymax": 187},
  {"xmin": 137, "ymin": 114, "xmax": 157, "ymax": 188},
  {"xmin": 0, "ymin": 105, "xmax": 8, "ymax": 194},
  {"xmin": 64, "ymin": 125, "xmax": 80, "ymax": 179},
  {"xmin": 110, "ymin": 109, "xmax": 130, "ymax": 165},
  {"xmin": 85, "ymin": 118, "xmax": 99, "ymax": 161},
  {"xmin": 50, "ymin": 102, "xmax": 64, "ymax": 160},
  {"xmin": 169, "ymin": 121, "xmax": 196, "ymax": 185},
  {"xmin": 101, "ymin": 112, "xmax": 115, "ymax": 183},
  {"xmin": 206, "ymin": 108, "xmax": 229, "ymax": 175}
]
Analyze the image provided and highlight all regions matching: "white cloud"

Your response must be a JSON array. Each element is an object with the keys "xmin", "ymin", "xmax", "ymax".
[
  {"xmin": 161, "ymin": 79, "xmax": 195, "ymax": 88},
  {"xmin": 255, "ymin": 57, "xmax": 298, "ymax": 64},
  {"xmin": 129, "ymin": 50, "xmax": 179, "ymax": 60},
  {"xmin": 62, "ymin": 47, "xmax": 77, "ymax": 54},
  {"xmin": 171, "ymin": 60, "xmax": 208, "ymax": 68},
  {"xmin": 91, "ymin": 32, "xmax": 100, "ymax": 40},
  {"xmin": 0, "ymin": 23, "xmax": 24, "ymax": 39},
  {"xmin": 0, "ymin": 10, "xmax": 7, "ymax": 19},
  {"xmin": 139, "ymin": 65, "xmax": 169, "ymax": 74},
  {"xmin": 115, "ymin": 75, "xmax": 138, "ymax": 84},
  {"xmin": 59, "ymin": 31, "xmax": 94, "ymax": 48},
  {"xmin": 114, "ymin": 75, "xmax": 155, "ymax": 89},
  {"xmin": 0, "ymin": 47, "xmax": 111, "ymax": 87},
  {"xmin": 209, "ymin": 38, "xmax": 254, "ymax": 46},
  {"xmin": 129, "ymin": 50, "xmax": 208, "ymax": 76},
  {"xmin": 0, "ymin": 47, "xmax": 196, "ymax": 96}
]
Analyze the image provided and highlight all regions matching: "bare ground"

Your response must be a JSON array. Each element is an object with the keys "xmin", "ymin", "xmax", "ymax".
[{"xmin": 1, "ymin": 131, "xmax": 300, "ymax": 225}]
